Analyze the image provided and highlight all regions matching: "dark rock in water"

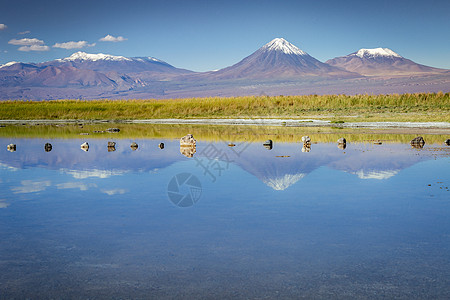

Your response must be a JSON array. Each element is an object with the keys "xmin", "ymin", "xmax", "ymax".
[
  {"xmin": 373, "ymin": 141, "xmax": 382, "ymax": 145},
  {"xmin": 263, "ymin": 140, "xmax": 273, "ymax": 150},
  {"xmin": 410, "ymin": 136, "xmax": 425, "ymax": 148},
  {"xmin": 159, "ymin": 143, "xmax": 164, "ymax": 149},
  {"xmin": 44, "ymin": 143, "xmax": 52, "ymax": 152},
  {"xmin": 130, "ymin": 142, "xmax": 138, "ymax": 150},
  {"xmin": 445, "ymin": 139, "xmax": 450, "ymax": 146},
  {"xmin": 302, "ymin": 144, "xmax": 311, "ymax": 152},
  {"xmin": 180, "ymin": 146, "xmax": 196, "ymax": 158},
  {"xmin": 337, "ymin": 137, "xmax": 346, "ymax": 144},
  {"xmin": 7, "ymin": 144, "xmax": 16, "ymax": 152},
  {"xmin": 228, "ymin": 143, "xmax": 236, "ymax": 147},
  {"xmin": 180, "ymin": 134, "xmax": 196, "ymax": 146},
  {"xmin": 302, "ymin": 136, "xmax": 311, "ymax": 144},
  {"xmin": 80, "ymin": 142, "xmax": 89, "ymax": 151},
  {"xmin": 106, "ymin": 128, "xmax": 120, "ymax": 133}
]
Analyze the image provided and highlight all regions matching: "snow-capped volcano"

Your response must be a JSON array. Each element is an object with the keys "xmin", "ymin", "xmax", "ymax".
[
  {"xmin": 0, "ymin": 61, "xmax": 19, "ymax": 69},
  {"xmin": 355, "ymin": 48, "xmax": 402, "ymax": 58},
  {"xmin": 204, "ymin": 38, "xmax": 358, "ymax": 79},
  {"xmin": 326, "ymin": 48, "xmax": 447, "ymax": 76},
  {"xmin": 261, "ymin": 38, "xmax": 307, "ymax": 56},
  {"xmin": 38, "ymin": 51, "xmax": 191, "ymax": 75},
  {"xmin": 59, "ymin": 51, "xmax": 133, "ymax": 62}
]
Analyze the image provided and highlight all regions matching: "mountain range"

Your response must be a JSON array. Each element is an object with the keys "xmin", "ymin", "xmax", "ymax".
[{"xmin": 0, "ymin": 38, "xmax": 448, "ymax": 100}]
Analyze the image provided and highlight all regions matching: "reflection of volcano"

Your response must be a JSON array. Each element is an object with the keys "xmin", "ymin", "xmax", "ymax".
[
  {"xmin": 263, "ymin": 173, "xmax": 306, "ymax": 191},
  {"xmin": 353, "ymin": 170, "xmax": 399, "ymax": 180},
  {"xmin": 0, "ymin": 139, "xmax": 437, "ymax": 191},
  {"xmin": 232, "ymin": 143, "xmax": 337, "ymax": 190}
]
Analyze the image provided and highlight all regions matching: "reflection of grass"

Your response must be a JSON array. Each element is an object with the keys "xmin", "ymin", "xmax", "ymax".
[
  {"xmin": 0, "ymin": 123, "xmax": 448, "ymax": 145},
  {"xmin": 0, "ymin": 92, "xmax": 449, "ymax": 122}
]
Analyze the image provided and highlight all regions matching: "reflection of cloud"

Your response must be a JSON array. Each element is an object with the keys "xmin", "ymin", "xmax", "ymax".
[
  {"xmin": 61, "ymin": 169, "xmax": 126, "ymax": 179},
  {"xmin": 354, "ymin": 170, "xmax": 399, "ymax": 180},
  {"xmin": 11, "ymin": 180, "xmax": 51, "ymax": 194},
  {"xmin": 101, "ymin": 189, "xmax": 126, "ymax": 196},
  {"xmin": 262, "ymin": 173, "xmax": 306, "ymax": 191},
  {"xmin": 0, "ymin": 162, "xmax": 19, "ymax": 171},
  {"xmin": 0, "ymin": 200, "xmax": 9, "ymax": 208},
  {"xmin": 56, "ymin": 182, "xmax": 97, "ymax": 191}
]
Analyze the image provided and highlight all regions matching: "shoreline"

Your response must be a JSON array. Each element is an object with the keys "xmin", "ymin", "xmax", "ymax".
[{"xmin": 1, "ymin": 118, "xmax": 450, "ymax": 129}]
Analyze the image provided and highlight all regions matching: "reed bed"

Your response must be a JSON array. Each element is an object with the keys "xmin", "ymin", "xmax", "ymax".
[{"xmin": 0, "ymin": 92, "xmax": 449, "ymax": 122}]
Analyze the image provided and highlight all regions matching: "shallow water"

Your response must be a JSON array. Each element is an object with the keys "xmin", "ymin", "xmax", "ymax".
[{"xmin": 1, "ymin": 132, "xmax": 450, "ymax": 299}]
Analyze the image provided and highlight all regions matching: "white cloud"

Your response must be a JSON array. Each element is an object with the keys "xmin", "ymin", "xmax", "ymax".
[
  {"xmin": 56, "ymin": 182, "xmax": 97, "ymax": 191},
  {"xmin": 53, "ymin": 41, "xmax": 95, "ymax": 49},
  {"xmin": 8, "ymin": 38, "xmax": 44, "ymax": 46},
  {"xmin": 101, "ymin": 188, "xmax": 126, "ymax": 196},
  {"xmin": 99, "ymin": 34, "xmax": 127, "ymax": 42},
  {"xmin": 18, "ymin": 45, "xmax": 50, "ymax": 52},
  {"xmin": 0, "ymin": 24, "xmax": 7, "ymax": 30},
  {"xmin": 18, "ymin": 30, "xmax": 31, "ymax": 35},
  {"xmin": 11, "ymin": 180, "xmax": 51, "ymax": 194}
]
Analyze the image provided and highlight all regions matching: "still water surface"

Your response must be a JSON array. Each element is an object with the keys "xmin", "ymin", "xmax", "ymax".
[{"xmin": 0, "ymin": 132, "xmax": 450, "ymax": 299}]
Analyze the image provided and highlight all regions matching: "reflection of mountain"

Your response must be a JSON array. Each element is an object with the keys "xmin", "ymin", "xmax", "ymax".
[
  {"xmin": 0, "ymin": 138, "xmax": 183, "ymax": 175},
  {"xmin": 263, "ymin": 173, "xmax": 306, "ymax": 191},
  {"xmin": 0, "ymin": 139, "xmax": 436, "ymax": 191}
]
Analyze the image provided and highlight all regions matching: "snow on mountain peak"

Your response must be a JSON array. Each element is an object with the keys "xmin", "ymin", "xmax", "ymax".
[
  {"xmin": 0, "ymin": 61, "xmax": 19, "ymax": 69},
  {"xmin": 355, "ymin": 48, "xmax": 402, "ymax": 58},
  {"xmin": 262, "ymin": 38, "xmax": 307, "ymax": 56},
  {"xmin": 62, "ymin": 51, "xmax": 132, "ymax": 62}
]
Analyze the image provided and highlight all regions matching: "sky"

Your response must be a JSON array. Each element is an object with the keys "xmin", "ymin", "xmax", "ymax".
[{"xmin": 0, "ymin": 0, "xmax": 449, "ymax": 71}]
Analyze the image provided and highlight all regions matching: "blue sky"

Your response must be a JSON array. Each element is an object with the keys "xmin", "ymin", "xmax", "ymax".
[{"xmin": 0, "ymin": 0, "xmax": 449, "ymax": 71}]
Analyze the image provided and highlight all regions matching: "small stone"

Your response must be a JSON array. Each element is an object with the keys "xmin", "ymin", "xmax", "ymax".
[
  {"xmin": 302, "ymin": 136, "xmax": 311, "ymax": 144},
  {"xmin": 445, "ymin": 139, "xmax": 450, "ymax": 146},
  {"xmin": 159, "ymin": 143, "xmax": 164, "ymax": 149},
  {"xmin": 130, "ymin": 142, "xmax": 138, "ymax": 150},
  {"xmin": 44, "ymin": 143, "xmax": 52, "ymax": 152},
  {"xmin": 7, "ymin": 144, "xmax": 16, "ymax": 152},
  {"xmin": 302, "ymin": 144, "xmax": 311, "ymax": 152},
  {"xmin": 180, "ymin": 134, "xmax": 196, "ymax": 146},
  {"xmin": 337, "ymin": 137, "xmax": 346, "ymax": 144},
  {"xmin": 263, "ymin": 140, "xmax": 273, "ymax": 150},
  {"xmin": 410, "ymin": 136, "xmax": 425, "ymax": 149},
  {"xmin": 108, "ymin": 141, "xmax": 116, "ymax": 147},
  {"xmin": 80, "ymin": 142, "xmax": 89, "ymax": 151},
  {"xmin": 228, "ymin": 143, "xmax": 236, "ymax": 147},
  {"xmin": 373, "ymin": 141, "xmax": 382, "ymax": 145}
]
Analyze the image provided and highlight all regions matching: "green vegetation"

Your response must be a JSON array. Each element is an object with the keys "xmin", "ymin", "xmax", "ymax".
[
  {"xmin": 0, "ymin": 123, "xmax": 448, "ymax": 145},
  {"xmin": 0, "ymin": 92, "xmax": 449, "ymax": 122}
]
